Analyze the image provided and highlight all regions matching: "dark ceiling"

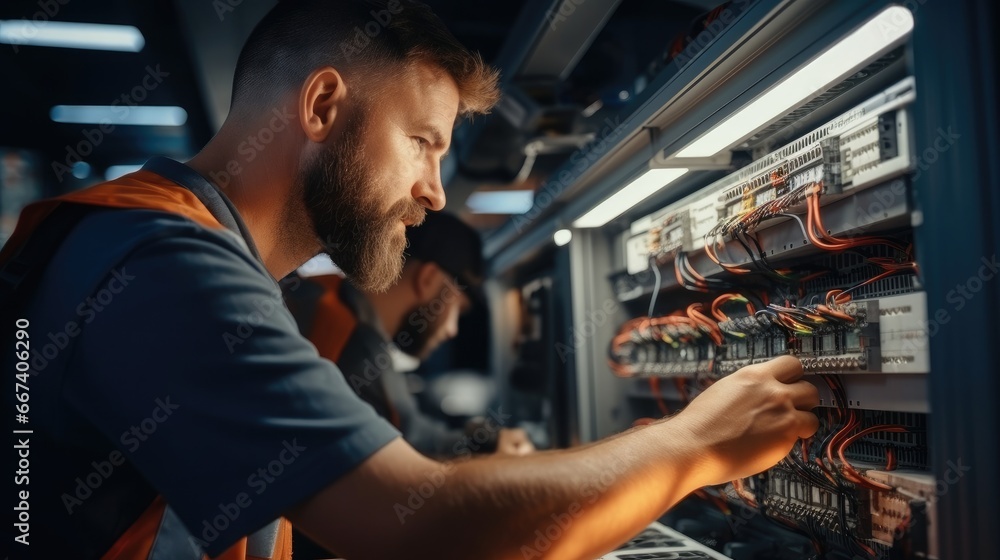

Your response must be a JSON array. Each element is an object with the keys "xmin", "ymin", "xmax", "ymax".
[
  {"xmin": 1, "ymin": 0, "xmax": 212, "ymax": 191},
  {"xmin": 1, "ymin": 0, "xmax": 724, "ymax": 229}
]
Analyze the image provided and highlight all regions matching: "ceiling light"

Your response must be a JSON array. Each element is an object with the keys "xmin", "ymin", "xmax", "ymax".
[
  {"xmin": 553, "ymin": 229, "xmax": 573, "ymax": 246},
  {"xmin": 0, "ymin": 20, "xmax": 144, "ymax": 52},
  {"xmin": 466, "ymin": 190, "xmax": 535, "ymax": 215},
  {"xmin": 71, "ymin": 161, "xmax": 90, "ymax": 179},
  {"xmin": 675, "ymin": 6, "xmax": 914, "ymax": 158},
  {"xmin": 51, "ymin": 105, "xmax": 187, "ymax": 126},
  {"xmin": 573, "ymin": 168, "xmax": 688, "ymax": 228}
]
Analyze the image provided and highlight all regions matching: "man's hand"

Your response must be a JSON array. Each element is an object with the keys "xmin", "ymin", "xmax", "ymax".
[
  {"xmin": 287, "ymin": 355, "xmax": 820, "ymax": 559},
  {"xmin": 666, "ymin": 355, "xmax": 820, "ymax": 484},
  {"xmin": 495, "ymin": 428, "xmax": 535, "ymax": 456}
]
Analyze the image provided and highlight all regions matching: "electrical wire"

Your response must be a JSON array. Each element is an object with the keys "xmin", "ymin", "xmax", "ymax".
[
  {"xmin": 837, "ymin": 424, "xmax": 908, "ymax": 491},
  {"xmin": 648, "ymin": 377, "xmax": 671, "ymax": 416},
  {"xmin": 647, "ymin": 256, "xmax": 662, "ymax": 318}
]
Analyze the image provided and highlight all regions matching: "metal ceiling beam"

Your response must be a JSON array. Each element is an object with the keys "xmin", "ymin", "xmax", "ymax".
[
  {"xmin": 172, "ymin": 0, "xmax": 276, "ymax": 131},
  {"xmin": 516, "ymin": 0, "xmax": 623, "ymax": 81},
  {"xmin": 491, "ymin": 0, "xmax": 620, "ymax": 85}
]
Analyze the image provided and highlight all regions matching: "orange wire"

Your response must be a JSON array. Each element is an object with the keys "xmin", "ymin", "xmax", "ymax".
[
  {"xmin": 649, "ymin": 377, "xmax": 671, "ymax": 416},
  {"xmin": 705, "ymin": 233, "xmax": 753, "ymax": 274},
  {"xmin": 686, "ymin": 304, "xmax": 723, "ymax": 346},
  {"xmin": 806, "ymin": 185, "xmax": 912, "ymax": 258},
  {"xmin": 816, "ymin": 304, "xmax": 856, "ymax": 322},
  {"xmin": 674, "ymin": 377, "xmax": 690, "ymax": 404},
  {"xmin": 732, "ymin": 478, "xmax": 757, "ymax": 508},
  {"xmin": 885, "ymin": 447, "xmax": 898, "ymax": 471},
  {"xmin": 837, "ymin": 425, "xmax": 908, "ymax": 491},
  {"xmin": 711, "ymin": 294, "xmax": 755, "ymax": 322}
]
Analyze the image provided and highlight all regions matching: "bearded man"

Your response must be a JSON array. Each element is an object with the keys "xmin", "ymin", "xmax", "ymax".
[{"xmin": 1, "ymin": 1, "xmax": 819, "ymax": 558}]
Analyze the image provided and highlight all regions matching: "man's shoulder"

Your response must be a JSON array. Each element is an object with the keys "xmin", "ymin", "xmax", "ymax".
[
  {"xmin": 66, "ymin": 206, "xmax": 256, "ymax": 263},
  {"xmin": 30, "ymin": 207, "xmax": 269, "ymax": 325}
]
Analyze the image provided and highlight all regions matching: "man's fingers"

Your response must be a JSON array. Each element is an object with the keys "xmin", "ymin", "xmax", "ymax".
[
  {"xmin": 794, "ymin": 411, "xmax": 821, "ymax": 439},
  {"xmin": 498, "ymin": 429, "xmax": 535, "ymax": 456},
  {"xmin": 514, "ymin": 440, "xmax": 535, "ymax": 455},
  {"xmin": 765, "ymin": 355, "xmax": 804, "ymax": 383},
  {"xmin": 788, "ymin": 380, "xmax": 821, "ymax": 410}
]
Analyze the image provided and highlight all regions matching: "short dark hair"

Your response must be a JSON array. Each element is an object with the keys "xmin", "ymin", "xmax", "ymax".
[{"xmin": 230, "ymin": 0, "xmax": 500, "ymax": 117}]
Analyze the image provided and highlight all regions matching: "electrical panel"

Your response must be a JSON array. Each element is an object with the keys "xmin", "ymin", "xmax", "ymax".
[
  {"xmin": 601, "ymin": 78, "xmax": 933, "ymax": 559},
  {"xmin": 485, "ymin": 1, "xmax": 995, "ymax": 558},
  {"xmin": 594, "ymin": 70, "xmax": 935, "ymax": 558}
]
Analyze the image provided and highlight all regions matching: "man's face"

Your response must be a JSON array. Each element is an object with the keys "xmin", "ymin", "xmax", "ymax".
[
  {"xmin": 301, "ymin": 61, "xmax": 459, "ymax": 292},
  {"xmin": 397, "ymin": 269, "xmax": 471, "ymax": 359}
]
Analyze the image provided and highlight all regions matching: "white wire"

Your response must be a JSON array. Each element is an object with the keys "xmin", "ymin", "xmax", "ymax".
[
  {"xmin": 647, "ymin": 257, "xmax": 662, "ymax": 318},
  {"xmin": 777, "ymin": 213, "xmax": 810, "ymax": 244}
]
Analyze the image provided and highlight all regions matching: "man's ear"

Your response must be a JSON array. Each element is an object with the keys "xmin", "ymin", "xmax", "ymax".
[
  {"xmin": 412, "ymin": 261, "xmax": 444, "ymax": 301},
  {"xmin": 299, "ymin": 67, "xmax": 349, "ymax": 143}
]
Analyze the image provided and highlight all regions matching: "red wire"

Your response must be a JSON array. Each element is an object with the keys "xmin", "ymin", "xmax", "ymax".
[
  {"xmin": 837, "ymin": 425, "xmax": 908, "ymax": 491},
  {"xmin": 649, "ymin": 377, "xmax": 671, "ymax": 416}
]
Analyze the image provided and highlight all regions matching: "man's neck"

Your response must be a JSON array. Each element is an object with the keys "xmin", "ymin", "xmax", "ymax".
[{"xmin": 186, "ymin": 128, "xmax": 320, "ymax": 280}]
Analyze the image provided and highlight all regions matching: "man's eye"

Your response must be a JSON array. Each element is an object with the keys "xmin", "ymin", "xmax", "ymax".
[{"xmin": 414, "ymin": 137, "xmax": 428, "ymax": 149}]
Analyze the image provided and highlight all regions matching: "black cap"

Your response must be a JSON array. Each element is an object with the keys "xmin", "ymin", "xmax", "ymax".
[{"xmin": 405, "ymin": 212, "xmax": 485, "ymax": 308}]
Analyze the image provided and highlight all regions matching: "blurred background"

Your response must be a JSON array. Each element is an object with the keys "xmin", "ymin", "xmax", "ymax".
[
  {"xmin": 0, "ymin": 0, "xmax": 730, "ymax": 240},
  {"xmin": 0, "ymin": 0, "xmax": 728, "ymax": 436}
]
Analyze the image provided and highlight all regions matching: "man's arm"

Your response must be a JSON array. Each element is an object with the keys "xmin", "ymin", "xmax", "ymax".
[{"xmin": 287, "ymin": 355, "xmax": 819, "ymax": 559}]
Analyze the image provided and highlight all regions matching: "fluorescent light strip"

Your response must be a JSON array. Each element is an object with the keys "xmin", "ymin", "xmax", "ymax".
[
  {"xmin": 466, "ymin": 190, "xmax": 535, "ymax": 215},
  {"xmin": 51, "ymin": 105, "xmax": 187, "ymax": 126},
  {"xmin": 104, "ymin": 164, "xmax": 144, "ymax": 180},
  {"xmin": 0, "ymin": 20, "xmax": 144, "ymax": 52},
  {"xmin": 675, "ymin": 6, "xmax": 914, "ymax": 158},
  {"xmin": 573, "ymin": 168, "xmax": 688, "ymax": 228}
]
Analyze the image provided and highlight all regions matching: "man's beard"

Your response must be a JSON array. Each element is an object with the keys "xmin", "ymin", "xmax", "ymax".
[
  {"xmin": 394, "ymin": 303, "xmax": 440, "ymax": 359},
  {"xmin": 301, "ymin": 109, "xmax": 426, "ymax": 292}
]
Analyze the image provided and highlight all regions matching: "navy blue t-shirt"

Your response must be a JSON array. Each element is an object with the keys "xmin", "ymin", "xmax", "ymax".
[{"xmin": 22, "ymin": 204, "xmax": 399, "ymax": 556}]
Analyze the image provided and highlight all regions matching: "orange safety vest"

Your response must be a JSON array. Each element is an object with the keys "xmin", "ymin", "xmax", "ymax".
[
  {"xmin": 288, "ymin": 274, "xmax": 402, "ymax": 429},
  {"xmin": 1, "ymin": 169, "xmax": 293, "ymax": 560},
  {"xmin": 295, "ymin": 275, "xmax": 358, "ymax": 365}
]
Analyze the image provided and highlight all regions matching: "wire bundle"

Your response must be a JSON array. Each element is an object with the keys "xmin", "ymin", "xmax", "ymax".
[
  {"xmin": 736, "ymin": 375, "xmax": 908, "ymax": 559},
  {"xmin": 607, "ymin": 314, "xmax": 709, "ymax": 378}
]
